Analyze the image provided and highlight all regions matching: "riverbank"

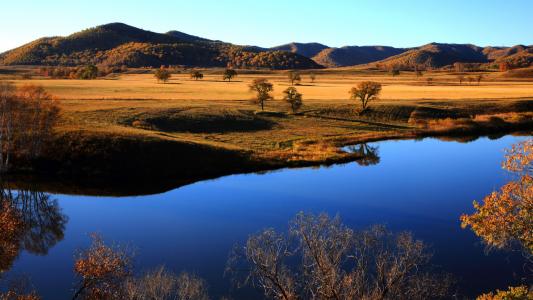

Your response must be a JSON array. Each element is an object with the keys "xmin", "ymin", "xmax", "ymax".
[{"xmin": 2, "ymin": 70, "xmax": 532, "ymax": 194}]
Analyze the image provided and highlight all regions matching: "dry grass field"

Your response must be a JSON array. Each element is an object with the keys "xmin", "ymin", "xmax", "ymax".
[{"xmin": 1, "ymin": 68, "xmax": 532, "ymax": 167}]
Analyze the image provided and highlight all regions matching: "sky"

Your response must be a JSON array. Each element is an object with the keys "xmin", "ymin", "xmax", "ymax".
[{"xmin": 1, "ymin": 0, "xmax": 532, "ymax": 52}]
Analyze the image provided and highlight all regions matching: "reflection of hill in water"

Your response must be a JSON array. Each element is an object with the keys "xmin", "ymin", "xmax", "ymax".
[{"xmin": 0, "ymin": 183, "xmax": 68, "ymax": 275}]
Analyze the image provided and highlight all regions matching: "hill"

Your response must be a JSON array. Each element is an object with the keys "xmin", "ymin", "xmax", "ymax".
[
  {"xmin": 311, "ymin": 46, "xmax": 407, "ymax": 67},
  {"xmin": 377, "ymin": 43, "xmax": 486, "ymax": 68},
  {"xmin": 270, "ymin": 43, "xmax": 329, "ymax": 59},
  {"xmin": 375, "ymin": 43, "xmax": 533, "ymax": 69},
  {"xmin": 270, "ymin": 43, "xmax": 406, "ymax": 67},
  {"xmin": 0, "ymin": 23, "xmax": 322, "ymax": 69}
]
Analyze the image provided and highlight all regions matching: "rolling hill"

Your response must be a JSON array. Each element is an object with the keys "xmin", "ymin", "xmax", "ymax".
[
  {"xmin": 269, "ymin": 43, "xmax": 406, "ymax": 67},
  {"xmin": 1, "ymin": 23, "xmax": 531, "ymax": 70},
  {"xmin": 311, "ymin": 46, "xmax": 407, "ymax": 67},
  {"xmin": 375, "ymin": 43, "xmax": 533, "ymax": 69},
  {"xmin": 0, "ymin": 23, "xmax": 322, "ymax": 69}
]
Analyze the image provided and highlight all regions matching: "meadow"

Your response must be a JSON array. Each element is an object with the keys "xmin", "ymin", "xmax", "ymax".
[{"xmin": 1, "ymin": 67, "xmax": 532, "ymax": 178}]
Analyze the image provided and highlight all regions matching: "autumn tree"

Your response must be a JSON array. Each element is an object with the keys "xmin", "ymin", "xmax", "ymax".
[
  {"xmin": 124, "ymin": 267, "xmax": 209, "ymax": 300},
  {"xmin": 223, "ymin": 69, "xmax": 237, "ymax": 82},
  {"xmin": 309, "ymin": 73, "xmax": 316, "ymax": 83},
  {"xmin": 349, "ymin": 81, "xmax": 382, "ymax": 112},
  {"xmin": 0, "ymin": 83, "xmax": 60, "ymax": 173},
  {"xmin": 154, "ymin": 68, "xmax": 171, "ymax": 83},
  {"xmin": 461, "ymin": 140, "xmax": 532, "ymax": 256},
  {"xmin": 288, "ymin": 71, "xmax": 301, "ymax": 86},
  {"xmin": 476, "ymin": 74, "xmax": 484, "ymax": 85},
  {"xmin": 283, "ymin": 87, "xmax": 303, "ymax": 113},
  {"xmin": 249, "ymin": 79, "xmax": 273, "ymax": 111},
  {"xmin": 414, "ymin": 65, "xmax": 424, "ymax": 78},
  {"xmin": 77, "ymin": 65, "xmax": 98, "ymax": 80},
  {"xmin": 454, "ymin": 62, "xmax": 465, "ymax": 73},
  {"xmin": 73, "ymin": 234, "xmax": 132, "ymax": 300},
  {"xmin": 190, "ymin": 71, "xmax": 204, "ymax": 81},
  {"xmin": 499, "ymin": 62, "xmax": 510, "ymax": 72},
  {"xmin": 227, "ymin": 212, "xmax": 452, "ymax": 300}
]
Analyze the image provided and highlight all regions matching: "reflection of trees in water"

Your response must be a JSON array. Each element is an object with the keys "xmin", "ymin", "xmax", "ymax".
[
  {"xmin": 345, "ymin": 143, "xmax": 380, "ymax": 166},
  {"xmin": 0, "ymin": 182, "xmax": 68, "ymax": 275}
]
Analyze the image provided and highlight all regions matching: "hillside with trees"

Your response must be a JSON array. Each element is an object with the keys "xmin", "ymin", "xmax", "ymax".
[{"xmin": 0, "ymin": 23, "xmax": 321, "ymax": 70}]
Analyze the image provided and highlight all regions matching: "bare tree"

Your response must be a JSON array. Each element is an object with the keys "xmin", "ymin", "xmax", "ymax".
[
  {"xmin": 249, "ymin": 79, "xmax": 274, "ymax": 111},
  {"xmin": 349, "ymin": 81, "xmax": 382, "ymax": 112},
  {"xmin": 283, "ymin": 87, "xmax": 303, "ymax": 113},
  {"xmin": 227, "ymin": 212, "xmax": 452, "ymax": 300},
  {"xmin": 288, "ymin": 71, "xmax": 301, "ymax": 86},
  {"xmin": 226, "ymin": 229, "xmax": 297, "ymax": 300},
  {"xmin": 454, "ymin": 62, "xmax": 465, "ymax": 73},
  {"xmin": 476, "ymin": 74, "xmax": 484, "ymax": 85},
  {"xmin": 309, "ymin": 73, "xmax": 316, "ymax": 83},
  {"xmin": 124, "ymin": 267, "xmax": 209, "ymax": 300}
]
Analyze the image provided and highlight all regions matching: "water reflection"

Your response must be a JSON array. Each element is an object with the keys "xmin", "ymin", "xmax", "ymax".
[
  {"xmin": 0, "ymin": 182, "xmax": 68, "ymax": 276},
  {"xmin": 344, "ymin": 143, "xmax": 380, "ymax": 166}
]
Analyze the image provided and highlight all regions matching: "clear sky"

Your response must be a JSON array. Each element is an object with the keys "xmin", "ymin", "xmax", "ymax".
[{"xmin": 1, "ymin": 0, "xmax": 531, "ymax": 52}]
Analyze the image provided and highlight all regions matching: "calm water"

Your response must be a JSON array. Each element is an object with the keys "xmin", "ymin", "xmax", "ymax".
[{"xmin": 3, "ymin": 135, "xmax": 531, "ymax": 299}]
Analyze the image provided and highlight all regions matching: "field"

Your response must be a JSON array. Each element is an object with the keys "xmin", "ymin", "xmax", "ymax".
[{"xmin": 1, "ymin": 67, "xmax": 532, "ymax": 182}]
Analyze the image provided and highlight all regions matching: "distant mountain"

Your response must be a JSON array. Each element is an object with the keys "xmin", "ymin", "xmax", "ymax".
[
  {"xmin": 311, "ymin": 46, "xmax": 407, "ymax": 67},
  {"xmin": 375, "ymin": 43, "xmax": 533, "ymax": 69},
  {"xmin": 1, "ymin": 23, "xmax": 531, "ymax": 70},
  {"xmin": 0, "ymin": 23, "xmax": 322, "ymax": 69},
  {"xmin": 269, "ymin": 43, "xmax": 406, "ymax": 67},
  {"xmin": 270, "ymin": 43, "xmax": 329, "ymax": 59}
]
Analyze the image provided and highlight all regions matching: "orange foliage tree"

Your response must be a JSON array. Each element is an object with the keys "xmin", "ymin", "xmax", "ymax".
[
  {"xmin": 0, "ymin": 83, "xmax": 59, "ymax": 172},
  {"xmin": 461, "ymin": 139, "xmax": 532, "ymax": 255},
  {"xmin": 73, "ymin": 234, "xmax": 132, "ymax": 300}
]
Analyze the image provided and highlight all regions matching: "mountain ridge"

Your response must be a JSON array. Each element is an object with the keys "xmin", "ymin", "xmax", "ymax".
[{"xmin": 1, "ymin": 23, "xmax": 531, "ymax": 69}]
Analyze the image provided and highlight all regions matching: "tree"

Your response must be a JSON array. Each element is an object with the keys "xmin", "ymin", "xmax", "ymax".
[
  {"xmin": 154, "ymin": 68, "xmax": 171, "ymax": 83},
  {"xmin": 414, "ymin": 65, "xmax": 424, "ymax": 78},
  {"xmin": 283, "ymin": 87, "xmax": 303, "ymax": 113},
  {"xmin": 454, "ymin": 62, "xmax": 465, "ymax": 73},
  {"xmin": 0, "ymin": 83, "xmax": 59, "ymax": 173},
  {"xmin": 309, "ymin": 73, "xmax": 316, "ymax": 83},
  {"xmin": 249, "ymin": 79, "xmax": 273, "ymax": 111},
  {"xmin": 476, "ymin": 74, "xmax": 484, "ymax": 85},
  {"xmin": 190, "ymin": 71, "xmax": 204, "ymax": 81},
  {"xmin": 124, "ymin": 267, "xmax": 209, "ymax": 300},
  {"xmin": 349, "ymin": 81, "xmax": 382, "ymax": 112},
  {"xmin": 499, "ymin": 62, "xmax": 510, "ymax": 72},
  {"xmin": 461, "ymin": 140, "xmax": 532, "ymax": 255},
  {"xmin": 77, "ymin": 65, "xmax": 98, "ymax": 80},
  {"xmin": 227, "ymin": 212, "xmax": 452, "ymax": 300},
  {"xmin": 287, "ymin": 71, "xmax": 301, "ymax": 86},
  {"xmin": 457, "ymin": 75, "xmax": 465, "ymax": 85},
  {"xmin": 223, "ymin": 69, "xmax": 237, "ymax": 82},
  {"xmin": 73, "ymin": 233, "xmax": 132, "ymax": 300}
]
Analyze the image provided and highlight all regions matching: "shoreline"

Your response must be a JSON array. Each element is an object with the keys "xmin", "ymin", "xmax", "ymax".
[{"xmin": 4, "ymin": 120, "xmax": 531, "ymax": 197}]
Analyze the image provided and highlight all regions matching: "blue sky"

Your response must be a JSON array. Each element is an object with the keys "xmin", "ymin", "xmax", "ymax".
[{"xmin": 1, "ymin": 0, "xmax": 531, "ymax": 52}]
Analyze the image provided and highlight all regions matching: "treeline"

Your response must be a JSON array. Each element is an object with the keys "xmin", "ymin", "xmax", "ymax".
[{"xmin": 38, "ymin": 64, "xmax": 128, "ymax": 79}]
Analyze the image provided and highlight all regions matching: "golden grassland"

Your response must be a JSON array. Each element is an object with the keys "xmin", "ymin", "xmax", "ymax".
[{"xmin": 1, "ymin": 67, "xmax": 532, "ymax": 174}]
